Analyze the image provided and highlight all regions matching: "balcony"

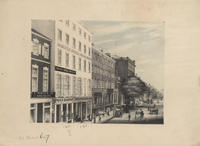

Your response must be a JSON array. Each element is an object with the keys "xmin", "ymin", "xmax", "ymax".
[{"xmin": 31, "ymin": 92, "xmax": 55, "ymax": 98}]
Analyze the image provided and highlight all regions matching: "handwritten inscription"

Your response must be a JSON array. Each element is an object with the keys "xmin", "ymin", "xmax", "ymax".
[
  {"xmin": 40, "ymin": 132, "xmax": 50, "ymax": 143},
  {"xmin": 18, "ymin": 124, "xmax": 89, "ymax": 142},
  {"xmin": 18, "ymin": 132, "xmax": 50, "ymax": 143}
]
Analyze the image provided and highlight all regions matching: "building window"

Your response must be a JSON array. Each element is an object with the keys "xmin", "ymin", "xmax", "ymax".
[
  {"xmin": 43, "ymin": 102, "xmax": 51, "ymax": 123},
  {"xmin": 78, "ymin": 41, "xmax": 81, "ymax": 51},
  {"xmin": 72, "ymin": 23, "xmax": 76, "ymax": 31},
  {"xmin": 30, "ymin": 104, "xmax": 36, "ymax": 123},
  {"xmin": 44, "ymin": 106, "xmax": 50, "ymax": 123},
  {"xmin": 72, "ymin": 76, "xmax": 76, "ymax": 95},
  {"xmin": 77, "ymin": 78, "xmax": 82, "ymax": 96},
  {"xmin": 66, "ymin": 20, "xmax": 70, "ymax": 26},
  {"xmin": 88, "ymin": 79, "xmax": 91, "ymax": 96},
  {"xmin": 32, "ymin": 65, "xmax": 38, "ymax": 92},
  {"xmin": 78, "ymin": 28, "xmax": 82, "ymax": 35},
  {"xmin": 64, "ymin": 75, "xmax": 70, "ymax": 96},
  {"xmin": 42, "ymin": 43, "xmax": 49, "ymax": 59},
  {"xmin": 73, "ymin": 38, "xmax": 76, "ymax": 49},
  {"xmin": 88, "ymin": 47, "xmax": 90, "ymax": 56},
  {"xmin": 88, "ymin": 62, "xmax": 91, "ymax": 73},
  {"xmin": 65, "ymin": 53, "xmax": 69, "ymax": 67},
  {"xmin": 56, "ymin": 73, "xmax": 62, "ymax": 97},
  {"xmin": 73, "ymin": 55, "xmax": 76, "ymax": 69},
  {"xmin": 58, "ymin": 49, "xmax": 62, "ymax": 65},
  {"xmin": 43, "ymin": 67, "xmax": 48, "ymax": 92},
  {"xmin": 84, "ymin": 32, "xmax": 86, "ymax": 39},
  {"xmin": 32, "ymin": 38, "xmax": 40, "ymax": 55},
  {"xmin": 79, "ymin": 58, "xmax": 81, "ymax": 71},
  {"xmin": 84, "ymin": 60, "xmax": 86, "ymax": 72},
  {"xmin": 66, "ymin": 34, "xmax": 69, "ymax": 45},
  {"xmin": 84, "ymin": 78, "xmax": 86, "ymax": 96},
  {"xmin": 58, "ymin": 29, "xmax": 62, "ymax": 41},
  {"xmin": 84, "ymin": 45, "xmax": 86, "ymax": 54},
  {"xmin": 88, "ymin": 35, "xmax": 91, "ymax": 42}
]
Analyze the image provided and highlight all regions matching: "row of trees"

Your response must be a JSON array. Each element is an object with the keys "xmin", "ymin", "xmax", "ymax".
[{"xmin": 121, "ymin": 75, "xmax": 163, "ymax": 105}]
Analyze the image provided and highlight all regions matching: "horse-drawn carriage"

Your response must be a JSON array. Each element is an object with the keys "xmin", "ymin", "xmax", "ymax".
[
  {"xmin": 149, "ymin": 107, "xmax": 158, "ymax": 114},
  {"xmin": 135, "ymin": 109, "xmax": 144, "ymax": 120}
]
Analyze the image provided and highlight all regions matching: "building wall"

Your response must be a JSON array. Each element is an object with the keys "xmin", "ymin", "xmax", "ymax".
[
  {"xmin": 92, "ymin": 47, "xmax": 116, "ymax": 112},
  {"xmin": 54, "ymin": 20, "xmax": 92, "ymax": 98},
  {"xmin": 115, "ymin": 59, "xmax": 128, "ymax": 82},
  {"xmin": 32, "ymin": 20, "xmax": 93, "ymax": 98},
  {"xmin": 30, "ymin": 29, "xmax": 53, "ymax": 123},
  {"xmin": 31, "ymin": 60, "xmax": 50, "ymax": 93},
  {"xmin": 31, "ymin": 30, "xmax": 52, "ymax": 94},
  {"xmin": 31, "ymin": 20, "xmax": 56, "ymax": 92},
  {"xmin": 115, "ymin": 57, "xmax": 135, "ymax": 82},
  {"xmin": 31, "ymin": 20, "xmax": 93, "ymax": 123}
]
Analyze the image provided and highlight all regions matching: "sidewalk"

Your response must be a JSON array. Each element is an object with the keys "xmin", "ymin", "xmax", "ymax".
[{"xmin": 93, "ymin": 111, "xmax": 114, "ymax": 123}]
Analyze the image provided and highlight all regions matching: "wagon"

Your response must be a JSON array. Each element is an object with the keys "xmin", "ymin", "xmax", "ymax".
[
  {"xmin": 115, "ymin": 109, "xmax": 122, "ymax": 117},
  {"xmin": 149, "ymin": 108, "xmax": 158, "ymax": 114}
]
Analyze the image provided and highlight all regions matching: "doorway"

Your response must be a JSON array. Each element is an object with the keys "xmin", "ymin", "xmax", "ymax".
[{"xmin": 37, "ymin": 103, "xmax": 43, "ymax": 123}]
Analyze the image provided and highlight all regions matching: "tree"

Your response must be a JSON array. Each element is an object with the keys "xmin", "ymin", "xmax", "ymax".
[{"xmin": 122, "ymin": 76, "xmax": 148, "ymax": 105}]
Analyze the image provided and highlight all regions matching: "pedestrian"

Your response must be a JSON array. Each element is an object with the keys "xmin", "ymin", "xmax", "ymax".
[
  {"xmin": 140, "ymin": 110, "xmax": 144, "ymax": 120},
  {"xmin": 94, "ymin": 115, "xmax": 96, "ymax": 123},
  {"xmin": 99, "ymin": 115, "xmax": 101, "ymax": 122},
  {"xmin": 128, "ymin": 113, "xmax": 131, "ymax": 121}
]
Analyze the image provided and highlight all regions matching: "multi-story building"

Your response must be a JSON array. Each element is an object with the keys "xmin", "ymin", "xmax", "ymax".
[
  {"xmin": 92, "ymin": 48, "xmax": 118, "ymax": 115},
  {"xmin": 113, "ymin": 56, "xmax": 136, "ymax": 106},
  {"xmin": 31, "ymin": 19, "xmax": 93, "ymax": 123},
  {"xmin": 114, "ymin": 57, "xmax": 136, "ymax": 83},
  {"xmin": 30, "ymin": 29, "xmax": 55, "ymax": 123}
]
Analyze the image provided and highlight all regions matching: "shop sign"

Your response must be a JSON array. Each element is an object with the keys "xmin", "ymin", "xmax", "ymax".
[
  {"xmin": 55, "ymin": 66, "xmax": 76, "ymax": 75},
  {"xmin": 53, "ymin": 98, "xmax": 73, "ymax": 103},
  {"xmin": 31, "ymin": 92, "xmax": 55, "ymax": 98}
]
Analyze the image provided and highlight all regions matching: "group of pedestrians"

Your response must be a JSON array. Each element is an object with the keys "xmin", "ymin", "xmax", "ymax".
[
  {"xmin": 135, "ymin": 108, "xmax": 144, "ymax": 120},
  {"xmin": 93, "ymin": 111, "xmax": 112, "ymax": 123},
  {"xmin": 128, "ymin": 108, "xmax": 145, "ymax": 121}
]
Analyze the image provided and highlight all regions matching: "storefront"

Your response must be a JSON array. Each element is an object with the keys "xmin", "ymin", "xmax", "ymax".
[
  {"xmin": 30, "ymin": 98, "xmax": 52, "ymax": 123},
  {"xmin": 52, "ymin": 97, "xmax": 92, "ymax": 123}
]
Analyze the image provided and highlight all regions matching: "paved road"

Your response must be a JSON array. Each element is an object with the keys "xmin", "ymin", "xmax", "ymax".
[{"xmin": 103, "ymin": 105, "xmax": 164, "ymax": 124}]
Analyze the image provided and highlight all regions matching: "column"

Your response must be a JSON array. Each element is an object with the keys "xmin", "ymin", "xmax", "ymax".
[
  {"xmin": 71, "ymin": 103, "xmax": 74, "ymax": 123},
  {"xmin": 50, "ymin": 102, "xmax": 52, "ymax": 123},
  {"xmin": 85, "ymin": 102, "xmax": 87, "ymax": 120},
  {"xmin": 35, "ymin": 103, "xmax": 38, "ymax": 123},
  {"xmin": 61, "ymin": 103, "xmax": 63, "ymax": 122},
  {"xmin": 66, "ymin": 103, "xmax": 68, "ymax": 123},
  {"xmin": 80, "ymin": 102, "xmax": 82, "ymax": 121},
  {"xmin": 42, "ymin": 103, "xmax": 45, "ymax": 123},
  {"xmin": 54, "ymin": 104, "xmax": 57, "ymax": 123},
  {"xmin": 76, "ymin": 103, "xmax": 78, "ymax": 118}
]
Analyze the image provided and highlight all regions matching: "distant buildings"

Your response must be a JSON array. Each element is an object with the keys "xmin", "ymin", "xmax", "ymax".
[
  {"xmin": 92, "ymin": 47, "xmax": 118, "ymax": 115},
  {"xmin": 114, "ymin": 57, "xmax": 136, "ymax": 84},
  {"xmin": 113, "ymin": 56, "xmax": 136, "ymax": 106}
]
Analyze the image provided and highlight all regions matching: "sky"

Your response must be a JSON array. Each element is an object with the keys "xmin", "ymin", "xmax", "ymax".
[{"xmin": 82, "ymin": 21, "xmax": 164, "ymax": 91}]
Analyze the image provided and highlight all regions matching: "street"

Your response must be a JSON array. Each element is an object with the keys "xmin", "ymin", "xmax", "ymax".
[{"xmin": 103, "ymin": 105, "xmax": 163, "ymax": 124}]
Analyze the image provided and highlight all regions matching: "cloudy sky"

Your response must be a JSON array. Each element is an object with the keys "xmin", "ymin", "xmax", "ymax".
[{"xmin": 82, "ymin": 21, "xmax": 164, "ymax": 91}]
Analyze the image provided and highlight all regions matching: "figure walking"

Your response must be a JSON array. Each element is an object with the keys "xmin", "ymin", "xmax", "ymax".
[
  {"xmin": 128, "ymin": 113, "xmax": 131, "ymax": 121},
  {"xmin": 99, "ymin": 115, "xmax": 101, "ymax": 122},
  {"xmin": 140, "ymin": 109, "xmax": 144, "ymax": 120}
]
